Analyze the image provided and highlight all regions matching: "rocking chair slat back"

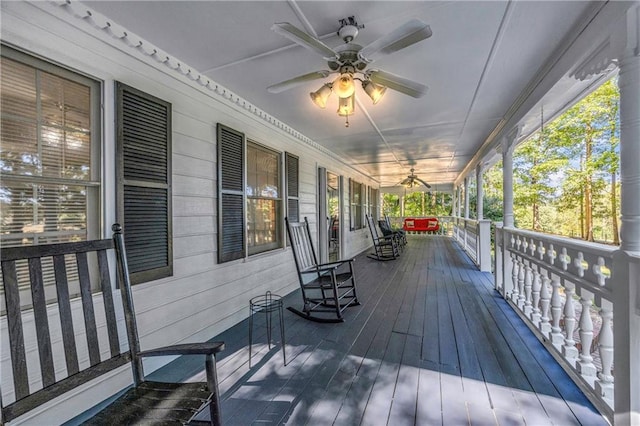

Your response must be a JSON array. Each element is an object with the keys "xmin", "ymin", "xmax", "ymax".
[
  {"xmin": 287, "ymin": 220, "xmax": 317, "ymax": 272},
  {"xmin": 285, "ymin": 217, "xmax": 360, "ymax": 323},
  {"xmin": 1, "ymin": 226, "xmax": 224, "ymax": 425}
]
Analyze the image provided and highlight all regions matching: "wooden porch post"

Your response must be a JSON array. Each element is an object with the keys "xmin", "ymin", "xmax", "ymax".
[
  {"xmin": 476, "ymin": 163, "xmax": 492, "ymax": 271},
  {"xmin": 452, "ymin": 186, "xmax": 458, "ymax": 216},
  {"xmin": 501, "ymin": 126, "xmax": 520, "ymax": 298},
  {"xmin": 464, "ymin": 177, "xmax": 470, "ymax": 219},
  {"xmin": 613, "ymin": 9, "xmax": 640, "ymax": 422},
  {"xmin": 476, "ymin": 163, "xmax": 484, "ymax": 221}
]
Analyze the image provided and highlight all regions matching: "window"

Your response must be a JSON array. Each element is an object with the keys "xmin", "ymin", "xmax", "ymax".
[
  {"xmin": 217, "ymin": 124, "xmax": 288, "ymax": 262},
  {"xmin": 349, "ymin": 179, "xmax": 364, "ymax": 230},
  {"xmin": 115, "ymin": 82, "xmax": 172, "ymax": 284},
  {"xmin": 247, "ymin": 142, "xmax": 282, "ymax": 255},
  {"xmin": 0, "ymin": 47, "xmax": 101, "ymax": 307}
]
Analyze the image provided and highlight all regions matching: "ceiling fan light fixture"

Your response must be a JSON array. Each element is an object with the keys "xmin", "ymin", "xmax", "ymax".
[
  {"xmin": 337, "ymin": 94, "xmax": 355, "ymax": 116},
  {"xmin": 362, "ymin": 80, "xmax": 387, "ymax": 104},
  {"xmin": 310, "ymin": 83, "xmax": 332, "ymax": 108},
  {"xmin": 333, "ymin": 72, "xmax": 355, "ymax": 98},
  {"xmin": 337, "ymin": 94, "xmax": 355, "ymax": 127}
]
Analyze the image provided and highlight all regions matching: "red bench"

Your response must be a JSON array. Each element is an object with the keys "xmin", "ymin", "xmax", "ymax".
[{"xmin": 403, "ymin": 217, "xmax": 440, "ymax": 232}]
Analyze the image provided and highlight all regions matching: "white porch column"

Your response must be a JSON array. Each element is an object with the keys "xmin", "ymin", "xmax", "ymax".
[
  {"xmin": 613, "ymin": 11, "xmax": 640, "ymax": 423},
  {"xmin": 476, "ymin": 163, "xmax": 491, "ymax": 271},
  {"xmin": 501, "ymin": 126, "xmax": 520, "ymax": 298},
  {"xmin": 476, "ymin": 163, "xmax": 484, "ymax": 220},
  {"xmin": 464, "ymin": 177, "xmax": 470, "ymax": 219},
  {"xmin": 502, "ymin": 127, "xmax": 518, "ymax": 228},
  {"xmin": 452, "ymin": 186, "xmax": 458, "ymax": 216}
]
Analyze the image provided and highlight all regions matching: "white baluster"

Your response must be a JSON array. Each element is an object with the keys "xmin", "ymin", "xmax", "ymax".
[
  {"xmin": 577, "ymin": 292, "xmax": 596, "ymax": 384},
  {"xmin": 523, "ymin": 263, "xmax": 533, "ymax": 316},
  {"xmin": 511, "ymin": 252, "xmax": 520, "ymax": 304},
  {"xmin": 517, "ymin": 259, "xmax": 526, "ymax": 310},
  {"xmin": 550, "ymin": 275, "xmax": 564, "ymax": 348},
  {"xmin": 531, "ymin": 267, "xmax": 542, "ymax": 326},
  {"xmin": 562, "ymin": 285, "xmax": 579, "ymax": 365},
  {"xmin": 595, "ymin": 304, "xmax": 614, "ymax": 406},
  {"xmin": 539, "ymin": 272, "xmax": 551, "ymax": 337}
]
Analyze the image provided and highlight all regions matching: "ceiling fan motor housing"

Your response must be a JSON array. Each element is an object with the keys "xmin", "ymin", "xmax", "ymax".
[{"xmin": 339, "ymin": 24, "xmax": 359, "ymax": 43}]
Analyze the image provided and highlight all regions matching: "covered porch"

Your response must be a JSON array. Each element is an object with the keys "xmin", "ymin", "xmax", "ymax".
[
  {"xmin": 148, "ymin": 236, "xmax": 606, "ymax": 425},
  {"xmin": 1, "ymin": 1, "xmax": 640, "ymax": 424}
]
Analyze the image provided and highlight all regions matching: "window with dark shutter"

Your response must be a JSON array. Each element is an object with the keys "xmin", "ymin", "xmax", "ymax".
[
  {"xmin": 116, "ymin": 82, "xmax": 172, "ymax": 284},
  {"xmin": 217, "ymin": 124, "xmax": 245, "ymax": 263},
  {"xmin": 286, "ymin": 153, "xmax": 299, "ymax": 223}
]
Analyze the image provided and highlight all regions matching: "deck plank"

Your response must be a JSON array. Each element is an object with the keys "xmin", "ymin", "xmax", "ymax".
[{"xmin": 151, "ymin": 236, "xmax": 607, "ymax": 426}]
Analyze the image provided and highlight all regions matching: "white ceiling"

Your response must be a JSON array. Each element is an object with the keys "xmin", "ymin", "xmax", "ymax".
[{"xmin": 84, "ymin": 0, "xmax": 603, "ymax": 189}]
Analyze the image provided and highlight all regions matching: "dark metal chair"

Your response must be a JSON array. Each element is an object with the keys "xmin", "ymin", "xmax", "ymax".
[
  {"xmin": 285, "ymin": 217, "xmax": 359, "ymax": 323},
  {"xmin": 378, "ymin": 218, "xmax": 406, "ymax": 251},
  {"xmin": 366, "ymin": 214, "xmax": 400, "ymax": 261},
  {"xmin": 385, "ymin": 215, "xmax": 407, "ymax": 245}
]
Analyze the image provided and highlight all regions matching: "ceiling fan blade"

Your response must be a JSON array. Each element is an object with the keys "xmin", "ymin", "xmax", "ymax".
[
  {"xmin": 368, "ymin": 70, "xmax": 428, "ymax": 98},
  {"xmin": 358, "ymin": 19, "xmax": 432, "ymax": 62},
  {"xmin": 272, "ymin": 22, "xmax": 338, "ymax": 59},
  {"xmin": 267, "ymin": 70, "xmax": 333, "ymax": 93},
  {"xmin": 415, "ymin": 177, "xmax": 432, "ymax": 189}
]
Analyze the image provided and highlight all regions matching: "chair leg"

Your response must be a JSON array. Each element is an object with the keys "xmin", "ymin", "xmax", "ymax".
[
  {"xmin": 205, "ymin": 354, "xmax": 222, "ymax": 426},
  {"xmin": 279, "ymin": 302, "xmax": 287, "ymax": 365}
]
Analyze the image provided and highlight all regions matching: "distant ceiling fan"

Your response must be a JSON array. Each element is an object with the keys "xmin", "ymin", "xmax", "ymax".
[
  {"xmin": 267, "ymin": 16, "xmax": 432, "ymax": 124},
  {"xmin": 400, "ymin": 168, "xmax": 431, "ymax": 188}
]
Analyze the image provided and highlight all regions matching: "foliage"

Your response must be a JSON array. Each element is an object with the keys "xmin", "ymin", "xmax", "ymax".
[
  {"xmin": 513, "ymin": 78, "xmax": 620, "ymax": 243},
  {"xmin": 381, "ymin": 78, "xmax": 620, "ymax": 245}
]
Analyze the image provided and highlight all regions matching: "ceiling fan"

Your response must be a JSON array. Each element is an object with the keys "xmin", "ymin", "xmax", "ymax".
[
  {"xmin": 400, "ymin": 168, "xmax": 431, "ymax": 188},
  {"xmin": 267, "ymin": 16, "xmax": 432, "ymax": 102}
]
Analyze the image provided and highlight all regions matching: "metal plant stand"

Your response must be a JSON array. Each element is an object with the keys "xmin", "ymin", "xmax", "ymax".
[{"xmin": 249, "ymin": 291, "xmax": 286, "ymax": 367}]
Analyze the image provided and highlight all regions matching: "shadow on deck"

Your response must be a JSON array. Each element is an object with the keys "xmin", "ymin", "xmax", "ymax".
[{"xmin": 156, "ymin": 236, "xmax": 607, "ymax": 425}]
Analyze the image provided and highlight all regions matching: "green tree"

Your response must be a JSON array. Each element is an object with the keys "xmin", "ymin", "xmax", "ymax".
[{"xmin": 514, "ymin": 124, "xmax": 568, "ymax": 232}]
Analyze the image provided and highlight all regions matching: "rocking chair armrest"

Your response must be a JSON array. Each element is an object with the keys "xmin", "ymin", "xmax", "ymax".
[
  {"xmin": 138, "ymin": 342, "xmax": 225, "ymax": 358},
  {"xmin": 315, "ymin": 259, "xmax": 355, "ymax": 269},
  {"xmin": 377, "ymin": 235, "xmax": 395, "ymax": 242}
]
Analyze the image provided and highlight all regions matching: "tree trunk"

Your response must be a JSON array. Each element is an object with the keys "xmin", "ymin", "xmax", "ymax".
[
  {"xmin": 611, "ymin": 172, "xmax": 619, "ymax": 245},
  {"xmin": 585, "ymin": 127, "xmax": 594, "ymax": 242}
]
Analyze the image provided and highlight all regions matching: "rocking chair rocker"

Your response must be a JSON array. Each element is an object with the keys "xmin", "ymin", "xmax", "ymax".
[{"xmin": 285, "ymin": 217, "xmax": 360, "ymax": 323}]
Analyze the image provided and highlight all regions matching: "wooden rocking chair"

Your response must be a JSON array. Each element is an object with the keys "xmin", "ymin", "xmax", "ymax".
[
  {"xmin": 285, "ymin": 217, "xmax": 359, "ymax": 323},
  {"xmin": 1, "ymin": 225, "xmax": 224, "ymax": 425},
  {"xmin": 378, "ymin": 218, "xmax": 406, "ymax": 251},
  {"xmin": 366, "ymin": 214, "xmax": 400, "ymax": 261}
]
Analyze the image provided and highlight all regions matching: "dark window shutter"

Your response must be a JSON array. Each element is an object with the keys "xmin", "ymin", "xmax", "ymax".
[
  {"xmin": 217, "ymin": 124, "xmax": 245, "ymax": 263},
  {"xmin": 116, "ymin": 82, "xmax": 172, "ymax": 284},
  {"xmin": 286, "ymin": 153, "xmax": 299, "ymax": 223}
]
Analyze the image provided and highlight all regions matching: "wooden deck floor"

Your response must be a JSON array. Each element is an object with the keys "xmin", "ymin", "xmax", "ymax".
[{"xmin": 164, "ymin": 236, "xmax": 606, "ymax": 425}]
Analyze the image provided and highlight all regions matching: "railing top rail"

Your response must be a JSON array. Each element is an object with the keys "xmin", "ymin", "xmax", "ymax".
[{"xmin": 503, "ymin": 226, "xmax": 617, "ymax": 257}]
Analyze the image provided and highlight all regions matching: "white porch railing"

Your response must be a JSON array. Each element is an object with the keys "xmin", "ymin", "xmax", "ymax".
[
  {"xmin": 452, "ymin": 217, "xmax": 492, "ymax": 272},
  {"xmin": 495, "ymin": 224, "xmax": 617, "ymax": 421},
  {"xmin": 386, "ymin": 216, "xmax": 491, "ymax": 272}
]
